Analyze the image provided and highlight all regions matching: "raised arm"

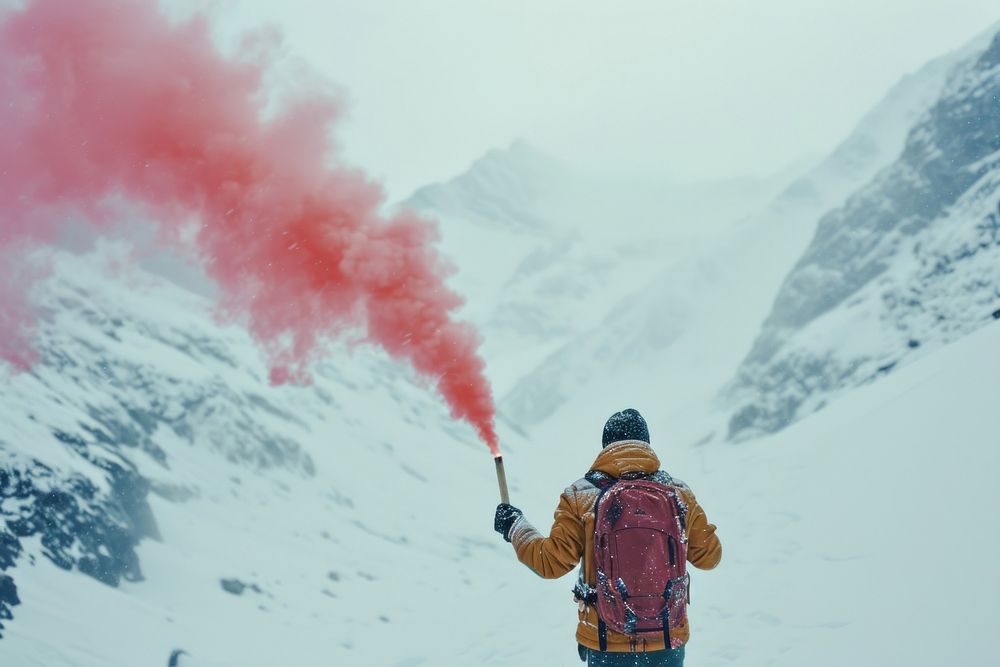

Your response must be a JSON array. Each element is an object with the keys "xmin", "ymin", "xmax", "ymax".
[{"xmin": 508, "ymin": 491, "xmax": 585, "ymax": 579}]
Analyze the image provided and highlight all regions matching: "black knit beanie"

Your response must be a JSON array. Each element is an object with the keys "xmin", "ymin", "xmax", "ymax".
[{"xmin": 602, "ymin": 408, "xmax": 649, "ymax": 447}]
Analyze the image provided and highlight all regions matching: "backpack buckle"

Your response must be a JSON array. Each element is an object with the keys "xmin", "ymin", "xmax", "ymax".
[{"xmin": 572, "ymin": 574, "xmax": 598, "ymax": 606}]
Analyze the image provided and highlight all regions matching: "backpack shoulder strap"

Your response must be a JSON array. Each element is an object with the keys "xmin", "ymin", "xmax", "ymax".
[
  {"xmin": 649, "ymin": 470, "xmax": 675, "ymax": 486},
  {"xmin": 584, "ymin": 469, "xmax": 616, "ymax": 490},
  {"xmin": 667, "ymin": 475, "xmax": 692, "ymax": 493},
  {"xmin": 652, "ymin": 470, "xmax": 690, "ymax": 536}
]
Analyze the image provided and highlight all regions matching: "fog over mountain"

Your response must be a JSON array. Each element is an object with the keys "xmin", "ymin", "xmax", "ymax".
[{"xmin": 500, "ymin": 24, "xmax": 1000, "ymax": 445}]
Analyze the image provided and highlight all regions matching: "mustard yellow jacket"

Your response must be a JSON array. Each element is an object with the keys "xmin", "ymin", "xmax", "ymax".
[{"xmin": 509, "ymin": 440, "xmax": 722, "ymax": 652}]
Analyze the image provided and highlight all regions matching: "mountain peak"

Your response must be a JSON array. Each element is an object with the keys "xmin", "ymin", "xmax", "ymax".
[{"xmin": 403, "ymin": 140, "xmax": 570, "ymax": 230}]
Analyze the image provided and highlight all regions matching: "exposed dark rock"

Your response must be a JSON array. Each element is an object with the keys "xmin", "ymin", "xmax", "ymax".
[
  {"xmin": 0, "ymin": 575, "xmax": 20, "ymax": 637},
  {"xmin": 221, "ymin": 578, "xmax": 247, "ymax": 595},
  {"xmin": 0, "ymin": 530, "xmax": 21, "ymax": 570},
  {"xmin": 84, "ymin": 404, "xmax": 168, "ymax": 466},
  {"xmin": 220, "ymin": 578, "xmax": 263, "ymax": 596},
  {"xmin": 0, "ymin": 449, "xmax": 158, "ymax": 632},
  {"xmin": 2, "ymin": 460, "xmax": 149, "ymax": 586}
]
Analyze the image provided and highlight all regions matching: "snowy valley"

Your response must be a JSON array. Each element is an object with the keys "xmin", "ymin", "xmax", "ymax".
[{"xmin": 1, "ymin": 18, "xmax": 999, "ymax": 667}]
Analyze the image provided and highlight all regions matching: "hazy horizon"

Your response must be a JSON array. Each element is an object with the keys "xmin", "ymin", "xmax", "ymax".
[{"xmin": 164, "ymin": 0, "xmax": 1000, "ymax": 201}]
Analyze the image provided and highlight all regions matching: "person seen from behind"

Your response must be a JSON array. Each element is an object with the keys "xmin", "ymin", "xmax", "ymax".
[{"xmin": 494, "ymin": 409, "xmax": 722, "ymax": 666}]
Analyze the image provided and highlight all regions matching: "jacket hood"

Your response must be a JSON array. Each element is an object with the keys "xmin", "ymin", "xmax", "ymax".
[{"xmin": 590, "ymin": 440, "xmax": 660, "ymax": 478}]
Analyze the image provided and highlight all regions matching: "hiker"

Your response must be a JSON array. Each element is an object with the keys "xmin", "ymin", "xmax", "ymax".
[{"xmin": 494, "ymin": 409, "xmax": 722, "ymax": 666}]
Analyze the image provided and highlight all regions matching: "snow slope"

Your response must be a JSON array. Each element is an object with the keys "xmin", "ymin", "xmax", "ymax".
[
  {"xmin": 685, "ymin": 318, "xmax": 1000, "ymax": 666},
  {"xmin": 0, "ymin": 245, "xmax": 534, "ymax": 666},
  {"xmin": 462, "ymin": 308, "xmax": 1000, "ymax": 667}
]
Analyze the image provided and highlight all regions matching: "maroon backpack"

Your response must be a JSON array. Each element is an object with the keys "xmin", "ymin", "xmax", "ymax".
[{"xmin": 585, "ymin": 470, "xmax": 690, "ymax": 651}]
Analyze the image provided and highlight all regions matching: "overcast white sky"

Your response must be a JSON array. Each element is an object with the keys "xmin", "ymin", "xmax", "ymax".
[{"xmin": 192, "ymin": 0, "xmax": 999, "ymax": 201}]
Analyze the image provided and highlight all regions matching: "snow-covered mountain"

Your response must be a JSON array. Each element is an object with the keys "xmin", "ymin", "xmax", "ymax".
[
  {"xmin": 407, "ymin": 139, "xmax": 572, "ymax": 233},
  {"xmin": 403, "ymin": 140, "xmax": 796, "ymax": 395},
  {"xmin": 0, "ymin": 245, "xmax": 533, "ymax": 665},
  {"xmin": 404, "ymin": 141, "xmax": 660, "ymax": 394},
  {"xmin": 499, "ymin": 24, "xmax": 999, "ymax": 447},
  {"xmin": 726, "ymin": 30, "xmax": 1000, "ymax": 440}
]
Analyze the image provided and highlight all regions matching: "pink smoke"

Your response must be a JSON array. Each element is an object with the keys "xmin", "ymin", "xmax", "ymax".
[{"xmin": 0, "ymin": 0, "xmax": 499, "ymax": 453}]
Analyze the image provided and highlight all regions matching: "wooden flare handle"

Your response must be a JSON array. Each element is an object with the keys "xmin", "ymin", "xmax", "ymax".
[{"xmin": 495, "ymin": 456, "xmax": 510, "ymax": 505}]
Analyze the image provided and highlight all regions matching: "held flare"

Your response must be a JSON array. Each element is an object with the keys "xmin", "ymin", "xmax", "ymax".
[{"xmin": 494, "ymin": 455, "xmax": 510, "ymax": 505}]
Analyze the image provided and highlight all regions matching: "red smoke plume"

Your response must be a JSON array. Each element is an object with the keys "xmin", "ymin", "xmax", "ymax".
[{"xmin": 0, "ymin": 0, "xmax": 499, "ymax": 453}]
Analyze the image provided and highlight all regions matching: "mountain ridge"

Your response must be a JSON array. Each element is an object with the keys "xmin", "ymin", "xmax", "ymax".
[{"xmin": 727, "ymin": 29, "xmax": 1000, "ymax": 439}]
